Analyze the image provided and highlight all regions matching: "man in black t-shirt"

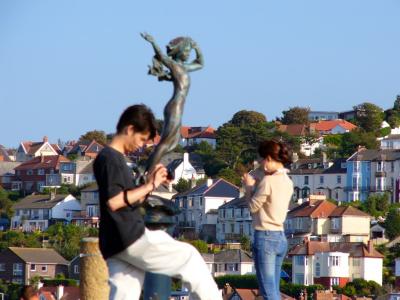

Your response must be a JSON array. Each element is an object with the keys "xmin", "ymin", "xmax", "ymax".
[{"xmin": 93, "ymin": 105, "xmax": 221, "ymax": 300}]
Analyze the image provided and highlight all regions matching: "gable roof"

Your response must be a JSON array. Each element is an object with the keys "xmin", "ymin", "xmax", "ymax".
[
  {"xmin": 15, "ymin": 155, "xmax": 69, "ymax": 171},
  {"xmin": 278, "ymin": 124, "xmax": 308, "ymax": 136},
  {"xmin": 219, "ymin": 197, "xmax": 248, "ymax": 209},
  {"xmin": 68, "ymin": 140, "xmax": 104, "ymax": 155},
  {"xmin": 347, "ymin": 148, "xmax": 400, "ymax": 162},
  {"xmin": 8, "ymin": 247, "xmax": 69, "ymax": 264},
  {"xmin": 20, "ymin": 138, "xmax": 60, "ymax": 156},
  {"xmin": 329, "ymin": 205, "xmax": 370, "ymax": 218},
  {"xmin": 12, "ymin": 194, "xmax": 73, "ymax": 209},
  {"xmin": 214, "ymin": 249, "xmax": 253, "ymax": 263},
  {"xmin": 0, "ymin": 161, "xmax": 21, "ymax": 176},
  {"xmin": 288, "ymin": 200, "xmax": 337, "ymax": 218},
  {"xmin": 173, "ymin": 178, "xmax": 239, "ymax": 198},
  {"xmin": 313, "ymin": 119, "xmax": 357, "ymax": 132},
  {"xmin": 288, "ymin": 241, "xmax": 384, "ymax": 258},
  {"xmin": 181, "ymin": 126, "xmax": 216, "ymax": 139},
  {"xmin": 0, "ymin": 145, "xmax": 12, "ymax": 161}
]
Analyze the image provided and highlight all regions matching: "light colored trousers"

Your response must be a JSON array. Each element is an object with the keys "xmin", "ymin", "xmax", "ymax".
[{"xmin": 106, "ymin": 228, "xmax": 222, "ymax": 300}]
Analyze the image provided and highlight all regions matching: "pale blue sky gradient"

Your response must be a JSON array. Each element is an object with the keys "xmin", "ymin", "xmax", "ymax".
[{"xmin": 1, "ymin": 1, "xmax": 400, "ymax": 147}]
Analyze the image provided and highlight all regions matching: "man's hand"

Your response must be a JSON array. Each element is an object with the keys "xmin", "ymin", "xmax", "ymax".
[{"xmin": 148, "ymin": 164, "xmax": 168, "ymax": 190}]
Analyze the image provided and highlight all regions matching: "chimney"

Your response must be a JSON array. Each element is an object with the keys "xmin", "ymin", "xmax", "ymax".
[
  {"xmin": 56, "ymin": 285, "xmax": 64, "ymax": 300},
  {"xmin": 207, "ymin": 178, "xmax": 213, "ymax": 187},
  {"xmin": 43, "ymin": 136, "xmax": 48, "ymax": 143},
  {"xmin": 183, "ymin": 152, "xmax": 189, "ymax": 165},
  {"xmin": 368, "ymin": 240, "xmax": 374, "ymax": 253}
]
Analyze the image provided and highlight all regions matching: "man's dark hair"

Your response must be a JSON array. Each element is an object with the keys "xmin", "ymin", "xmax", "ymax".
[
  {"xmin": 116, "ymin": 104, "xmax": 157, "ymax": 139},
  {"xmin": 19, "ymin": 285, "xmax": 38, "ymax": 300}
]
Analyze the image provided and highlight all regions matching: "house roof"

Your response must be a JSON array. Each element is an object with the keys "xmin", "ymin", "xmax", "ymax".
[
  {"xmin": 278, "ymin": 124, "xmax": 308, "ymax": 136},
  {"xmin": 9, "ymin": 247, "xmax": 69, "ymax": 264},
  {"xmin": 0, "ymin": 161, "xmax": 21, "ymax": 176},
  {"xmin": 180, "ymin": 126, "xmax": 216, "ymax": 139},
  {"xmin": 329, "ymin": 206, "xmax": 370, "ymax": 218},
  {"xmin": 214, "ymin": 249, "xmax": 253, "ymax": 263},
  {"xmin": 322, "ymin": 158, "xmax": 347, "ymax": 174},
  {"xmin": 0, "ymin": 145, "xmax": 12, "ymax": 161},
  {"xmin": 219, "ymin": 197, "xmax": 248, "ymax": 209},
  {"xmin": 81, "ymin": 183, "xmax": 98, "ymax": 192},
  {"xmin": 288, "ymin": 241, "xmax": 384, "ymax": 258},
  {"xmin": 313, "ymin": 119, "xmax": 357, "ymax": 132},
  {"xmin": 15, "ymin": 155, "xmax": 69, "ymax": 171},
  {"xmin": 288, "ymin": 200, "xmax": 337, "ymax": 218},
  {"xmin": 21, "ymin": 138, "xmax": 61, "ymax": 156},
  {"xmin": 173, "ymin": 178, "xmax": 239, "ymax": 198},
  {"xmin": 75, "ymin": 160, "xmax": 94, "ymax": 174},
  {"xmin": 12, "ymin": 194, "xmax": 72, "ymax": 209},
  {"xmin": 226, "ymin": 287, "xmax": 295, "ymax": 300},
  {"xmin": 348, "ymin": 148, "xmax": 400, "ymax": 162},
  {"xmin": 166, "ymin": 152, "xmax": 205, "ymax": 173}
]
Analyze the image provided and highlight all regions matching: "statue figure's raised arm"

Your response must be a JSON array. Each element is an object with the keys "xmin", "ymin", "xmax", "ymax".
[{"xmin": 185, "ymin": 40, "xmax": 204, "ymax": 72}]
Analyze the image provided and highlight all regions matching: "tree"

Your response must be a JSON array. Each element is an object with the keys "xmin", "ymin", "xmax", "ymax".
[
  {"xmin": 79, "ymin": 130, "xmax": 107, "ymax": 145},
  {"xmin": 339, "ymin": 130, "xmax": 379, "ymax": 157},
  {"xmin": 217, "ymin": 168, "xmax": 241, "ymax": 186},
  {"xmin": 230, "ymin": 110, "xmax": 267, "ymax": 127},
  {"xmin": 239, "ymin": 235, "xmax": 251, "ymax": 251},
  {"xmin": 385, "ymin": 207, "xmax": 400, "ymax": 240},
  {"xmin": 186, "ymin": 239, "xmax": 208, "ymax": 253},
  {"xmin": 173, "ymin": 178, "xmax": 191, "ymax": 193},
  {"xmin": 354, "ymin": 102, "xmax": 384, "ymax": 132},
  {"xmin": 0, "ymin": 187, "xmax": 13, "ymax": 219},
  {"xmin": 280, "ymin": 107, "xmax": 310, "ymax": 125}
]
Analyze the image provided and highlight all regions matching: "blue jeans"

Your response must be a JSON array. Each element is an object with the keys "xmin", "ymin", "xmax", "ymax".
[{"xmin": 253, "ymin": 230, "xmax": 287, "ymax": 300}]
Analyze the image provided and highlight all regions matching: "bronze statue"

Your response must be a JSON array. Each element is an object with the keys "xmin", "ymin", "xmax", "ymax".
[{"xmin": 140, "ymin": 33, "xmax": 204, "ymax": 176}]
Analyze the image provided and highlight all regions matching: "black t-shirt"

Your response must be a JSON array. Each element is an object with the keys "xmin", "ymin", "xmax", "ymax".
[{"xmin": 93, "ymin": 146, "xmax": 145, "ymax": 259}]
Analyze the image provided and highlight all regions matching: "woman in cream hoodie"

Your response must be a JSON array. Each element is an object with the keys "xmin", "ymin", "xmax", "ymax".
[{"xmin": 242, "ymin": 140, "xmax": 293, "ymax": 300}]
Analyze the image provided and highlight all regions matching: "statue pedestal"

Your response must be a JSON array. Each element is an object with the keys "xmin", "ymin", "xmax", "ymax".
[{"xmin": 143, "ymin": 195, "xmax": 180, "ymax": 300}]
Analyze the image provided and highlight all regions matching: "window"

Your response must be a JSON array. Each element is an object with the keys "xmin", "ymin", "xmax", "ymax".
[
  {"xmin": 391, "ymin": 162, "xmax": 395, "ymax": 172},
  {"xmin": 320, "ymin": 176, "xmax": 324, "ymax": 184},
  {"xmin": 38, "ymin": 169, "xmax": 45, "ymax": 175},
  {"xmin": 74, "ymin": 265, "xmax": 79, "ymax": 274},
  {"xmin": 30, "ymin": 264, "xmax": 36, "ymax": 271},
  {"xmin": 295, "ymin": 273, "xmax": 304, "ymax": 285},
  {"xmin": 230, "ymin": 224, "xmax": 234, "ymax": 233},
  {"xmin": 199, "ymin": 197, "xmax": 203, "ymax": 207},
  {"xmin": 353, "ymin": 258, "xmax": 361, "ymax": 267},
  {"xmin": 331, "ymin": 218, "xmax": 340, "ymax": 230},
  {"xmin": 304, "ymin": 176, "xmax": 309, "ymax": 185},
  {"xmin": 315, "ymin": 263, "xmax": 320, "ymax": 277},
  {"xmin": 335, "ymin": 191, "xmax": 339, "ymax": 199},
  {"xmin": 337, "ymin": 175, "xmax": 342, "ymax": 184},
  {"xmin": 0, "ymin": 263, "xmax": 5, "ymax": 271},
  {"xmin": 41, "ymin": 265, "xmax": 48, "ymax": 272},
  {"xmin": 377, "ymin": 162, "xmax": 384, "ymax": 172},
  {"xmin": 27, "ymin": 169, "xmax": 33, "ymax": 175},
  {"xmin": 329, "ymin": 256, "xmax": 340, "ymax": 267},
  {"xmin": 295, "ymin": 256, "xmax": 305, "ymax": 266},
  {"xmin": 13, "ymin": 263, "xmax": 23, "ymax": 276},
  {"xmin": 222, "ymin": 224, "xmax": 225, "ymax": 233},
  {"xmin": 330, "ymin": 277, "xmax": 340, "ymax": 286}
]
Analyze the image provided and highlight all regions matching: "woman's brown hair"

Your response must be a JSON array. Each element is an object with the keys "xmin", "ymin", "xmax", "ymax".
[{"xmin": 257, "ymin": 140, "xmax": 292, "ymax": 165}]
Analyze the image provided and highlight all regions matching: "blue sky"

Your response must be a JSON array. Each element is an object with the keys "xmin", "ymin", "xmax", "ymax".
[{"xmin": 1, "ymin": 1, "xmax": 399, "ymax": 147}]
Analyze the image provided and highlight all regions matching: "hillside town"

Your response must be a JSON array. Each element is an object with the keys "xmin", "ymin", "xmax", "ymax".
[{"xmin": 1, "ymin": 99, "xmax": 400, "ymax": 299}]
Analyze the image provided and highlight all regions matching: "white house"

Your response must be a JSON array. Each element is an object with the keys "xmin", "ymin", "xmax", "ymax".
[
  {"xmin": 174, "ymin": 178, "xmax": 239, "ymax": 240},
  {"xmin": 11, "ymin": 194, "xmax": 81, "ymax": 231},
  {"xmin": 58, "ymin": 159, "xmax": 95, "ymax": 187},
  {"xmin": 179, "ymin": 126, "xmax": 216, "ymax": 149},
  {"xmin": 289, "ymin": 240, "xmax": 383, "ymax": 288},
  {"xmin": 201, "ymin": 249, "xmax": 255, "ymax": 277},
  {"xmin": 16, "ymin": 136, "xmax": 60, "ymax": 162},
  {"xmin": 167, "ymin": 153, "xmax": 205, "ymax": 184},
  {"xmin": 290, "ymin": 157, "xmax": 347, "ymax": 203}
]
